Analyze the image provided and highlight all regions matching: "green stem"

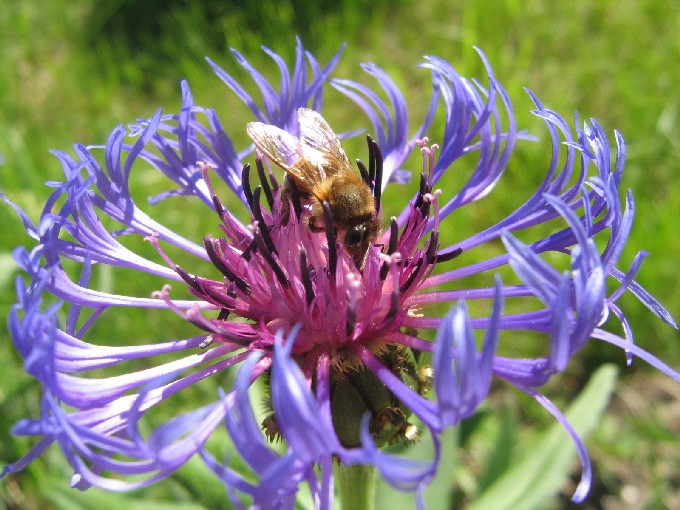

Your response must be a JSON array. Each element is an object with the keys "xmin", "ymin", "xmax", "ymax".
[{"xmin": 334, "ymin": 463, "xmax": 376, "ymax": 510}]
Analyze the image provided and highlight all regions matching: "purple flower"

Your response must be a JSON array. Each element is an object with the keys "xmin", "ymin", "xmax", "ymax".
[{"xmin": 2, "ymin": 38, "xmax": 678, "ymax": 508}]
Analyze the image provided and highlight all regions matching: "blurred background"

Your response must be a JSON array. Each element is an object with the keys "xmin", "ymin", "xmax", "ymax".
[{"xmin": 0, "ymin": 1, "xmax": 678, "ymax": 509}]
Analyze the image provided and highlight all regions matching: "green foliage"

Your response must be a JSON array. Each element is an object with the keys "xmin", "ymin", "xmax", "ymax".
[
  {"xmin": 468, "ymin": 365, "xmax": 618, "ymax": 510},
  {"xmin": 1, "ymin": 1, "xmax": 678, "ymax": 509}
]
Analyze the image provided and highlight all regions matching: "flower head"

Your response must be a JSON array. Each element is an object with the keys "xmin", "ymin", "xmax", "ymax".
[{"xmin": 2, "ymin": 38, "xmax": 677, "ymax": 507}]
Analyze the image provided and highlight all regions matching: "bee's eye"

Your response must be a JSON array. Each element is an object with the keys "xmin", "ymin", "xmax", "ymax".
[{"xmin": 345, "ymin": 224, "xmax": 367, "ymax": 249}]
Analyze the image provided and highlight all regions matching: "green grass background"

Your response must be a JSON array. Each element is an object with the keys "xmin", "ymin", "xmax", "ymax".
[{"xmin": 1, "ymin": 1, "xmax": 679, "ymax": 509}]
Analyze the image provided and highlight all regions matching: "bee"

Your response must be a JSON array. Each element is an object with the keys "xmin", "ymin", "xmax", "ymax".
[{"xmin": 247, "ymin": 108, "xmax": 380, "ymax": 268}]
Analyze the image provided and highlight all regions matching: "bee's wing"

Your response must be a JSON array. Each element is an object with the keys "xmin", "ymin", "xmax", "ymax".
[
  {"xmin": 247, "ymin": 122, "xmax": 303, "ymax": 168},
  {"xmin": 297, "ymin": 108, "xmax": 352, "ymax": 176},
  {"xmin": 246, "ymin": 121, "xmax": 325, "ymax": 194}
]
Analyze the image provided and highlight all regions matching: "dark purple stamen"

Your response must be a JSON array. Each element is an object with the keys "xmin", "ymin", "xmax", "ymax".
[
  {"xmin": 435, "ymin": 246, "xmax": 463, "ymax": 263},
  {"xmin": 300, "ymin": 249, "xmax": 314, "ymax": 306},
  {"xmin": 199, "ymin": 308, "xmax": 231, "ymax": 349},
  {"xmin": 255, "ymin": 158, "xmax": 275, "ymax": 211},
  {"xmin": 192, "ymin": 317, "xmax": 252, "ymax": 347},
  {"xmin": 420, "ymin": 198, "xmax": 431, "ymax": 219},
  {"xmin": 253, "ymin": 228, "xmax": 288, "ymax": 288},
  {"xmin": 356, "ymin": 158, "xmax": 371, "ymax": 187},
  {"xmin": 425, "ymin": 232, "xmax": 439, "ymax": 263},
  {"xmin": 322, "ymin": 200, "xmax": 337, "ymax": 279},
  {"xmin": 211, "ymin": 194, "xmax": 226, "ymax": 221},
  {"xmin": 399, "ymin": 258, "xmax": 423, "ymax": 294},
  {"xmin": 242, "ymin": 238, "xmax": 256, "ymax": 261},
  {"xmin": 387, "ymin": 216, "xmax": 399, "ymax": 254},
  {"xmin": 414, "ymin": 172, "xmax": 428, "ymax": 209},
  {"xmin": 204, "ymin": 237, "xmax": 251, "ymax": 294},
  {"xmin": 267, "ymin": 164, "xmax": 280, "ymax": 192},
  {"xmin": 386, "ymin": 279, "xmax": 400, "ymax": 320},
  {"xmin": 371, "ymin": 138, "xmax": 383, "ymax": 213},
  {"xmin": 367, "ymin": 135, "xmax": 376, "ymax": 186},
  {"xmin": 252, "ymin": 186, "xmax": 278, "ymax": 255},
  {"xmin": 287, "ymin": 175, "xmax": 303, "ymax": 219},
  {"xmin": 380, "ymin": 217, "xmax": 400, "ymax": 280},
  {"xmin": 175, "ymin": 265, "xmax": 202, "ymax": 293},
  {"xmin": 241, "ymin": 164, "xmax": 254, "ymax": 211}
]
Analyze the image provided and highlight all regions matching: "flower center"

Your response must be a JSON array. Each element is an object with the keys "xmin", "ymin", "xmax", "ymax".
[{"xmin": 149, "ymin": 138, "xmax": 462, "ymax": 359}]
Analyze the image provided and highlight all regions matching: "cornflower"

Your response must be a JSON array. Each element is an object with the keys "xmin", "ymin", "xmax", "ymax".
[{"xmin": 2, "ymin": 38, "xmax": 677, "ymax": 509}]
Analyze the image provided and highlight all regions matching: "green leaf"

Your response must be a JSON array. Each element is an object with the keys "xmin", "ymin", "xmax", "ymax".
[
  {"xmin": 477, "ymin": 401, "xmax": 518, "ymax": 492},
  {"xmin": 0, "ymin": 251, "xmax": 18, "ymax": 288},
  {"xmin": 424, "ymin": 426, "xmax": 460, "ymax": 510},
  {"xmin": 469, "ymin": 364, "xmax": 619, "ymax": 510},
  {"xmin": 44, "ymin": 482, "xmax": 211, "ymax": 510}
]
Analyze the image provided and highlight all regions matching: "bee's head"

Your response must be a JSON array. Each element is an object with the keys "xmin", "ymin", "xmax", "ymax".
[{"xmin": 344, "ymin": 218, "xmax": 380, "ymax": 270}]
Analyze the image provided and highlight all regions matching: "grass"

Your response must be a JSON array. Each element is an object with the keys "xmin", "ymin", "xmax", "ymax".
[{"xmin": 1, "ymin": 1, "xmax": 678, "ymax": 508}]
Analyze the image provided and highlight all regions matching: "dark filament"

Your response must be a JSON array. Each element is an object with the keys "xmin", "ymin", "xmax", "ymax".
[
  {"xmin": 322, "ymin": 200, "xmax": 337, "ymax": 280},
  {"xmin": 387, "ymin": 216, "xmax": 399, "ymax": 254},
  {"xmin": 356, "ymin": 158, "xmax": 371, "ymax": 187},
  {"xmin": 435, "ymin": 246, "xmax": 463, "ymax": 263},
  {"xmin": 211, "ymin": 194, "xmax": 226, "ymax": 223},
  {"xmin": 175, "ymin": 265, "xmax": 202, "ymax": 293},
  {"xmin": 253, "ymin": 228, "xmax": 288, "ymax": 288},
  {"xmin": 386, "ymin": 279, "xmax": 400, "ymax": 320},
  {"xmin": 425, "ymin": 232, "xmax": 439, "ymax": 263},
  {"xmin": 399, "ymin": 258, "xmax": 423, "ymax": 294},
  {"xmin": 204, "ymin": 237, "xmax": 251, "ymax": 294},
  {"xmin": 372, "ymin": 140, "xmax": 383, "ymax": 213},
  {"xmin": 414, "ymin": 172, "xmax": 429, "ymax": 209},
  {"xmin": 241, "ymin": 164, "xmax": 254, "ymax": 211},
  {"xmin": 300, "ymin": 249, "xmax": 314, "ymax": 306},
  {"xmin": 380, "ymin": 217, "xmax": 399, "ymax": 281},
  {"xmin": 242, "ymin": 239, "xmax": 256, "ymax": 261},
  {"xmin": 287, "ymin": 175, "xmax": 303, "ymax": 220},
  {"xmin": 252, "ymin": 186, "xmax": 278, "ymax": 255},
  {"xmin": 267, "ymin": 163, "xmax": 280, "ymax": 192},
  {"xmin": 255, "ymin": 157, "xmax": 275, "ymax": 211},
  {"xmin": 367, "ymin": 135, "xmax": 376, "ymax": 185}
]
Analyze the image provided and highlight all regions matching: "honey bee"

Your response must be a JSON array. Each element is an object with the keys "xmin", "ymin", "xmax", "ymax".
[{"xmin": 247, "ymin": 108, "xmax": 380, "ymax": 268}]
